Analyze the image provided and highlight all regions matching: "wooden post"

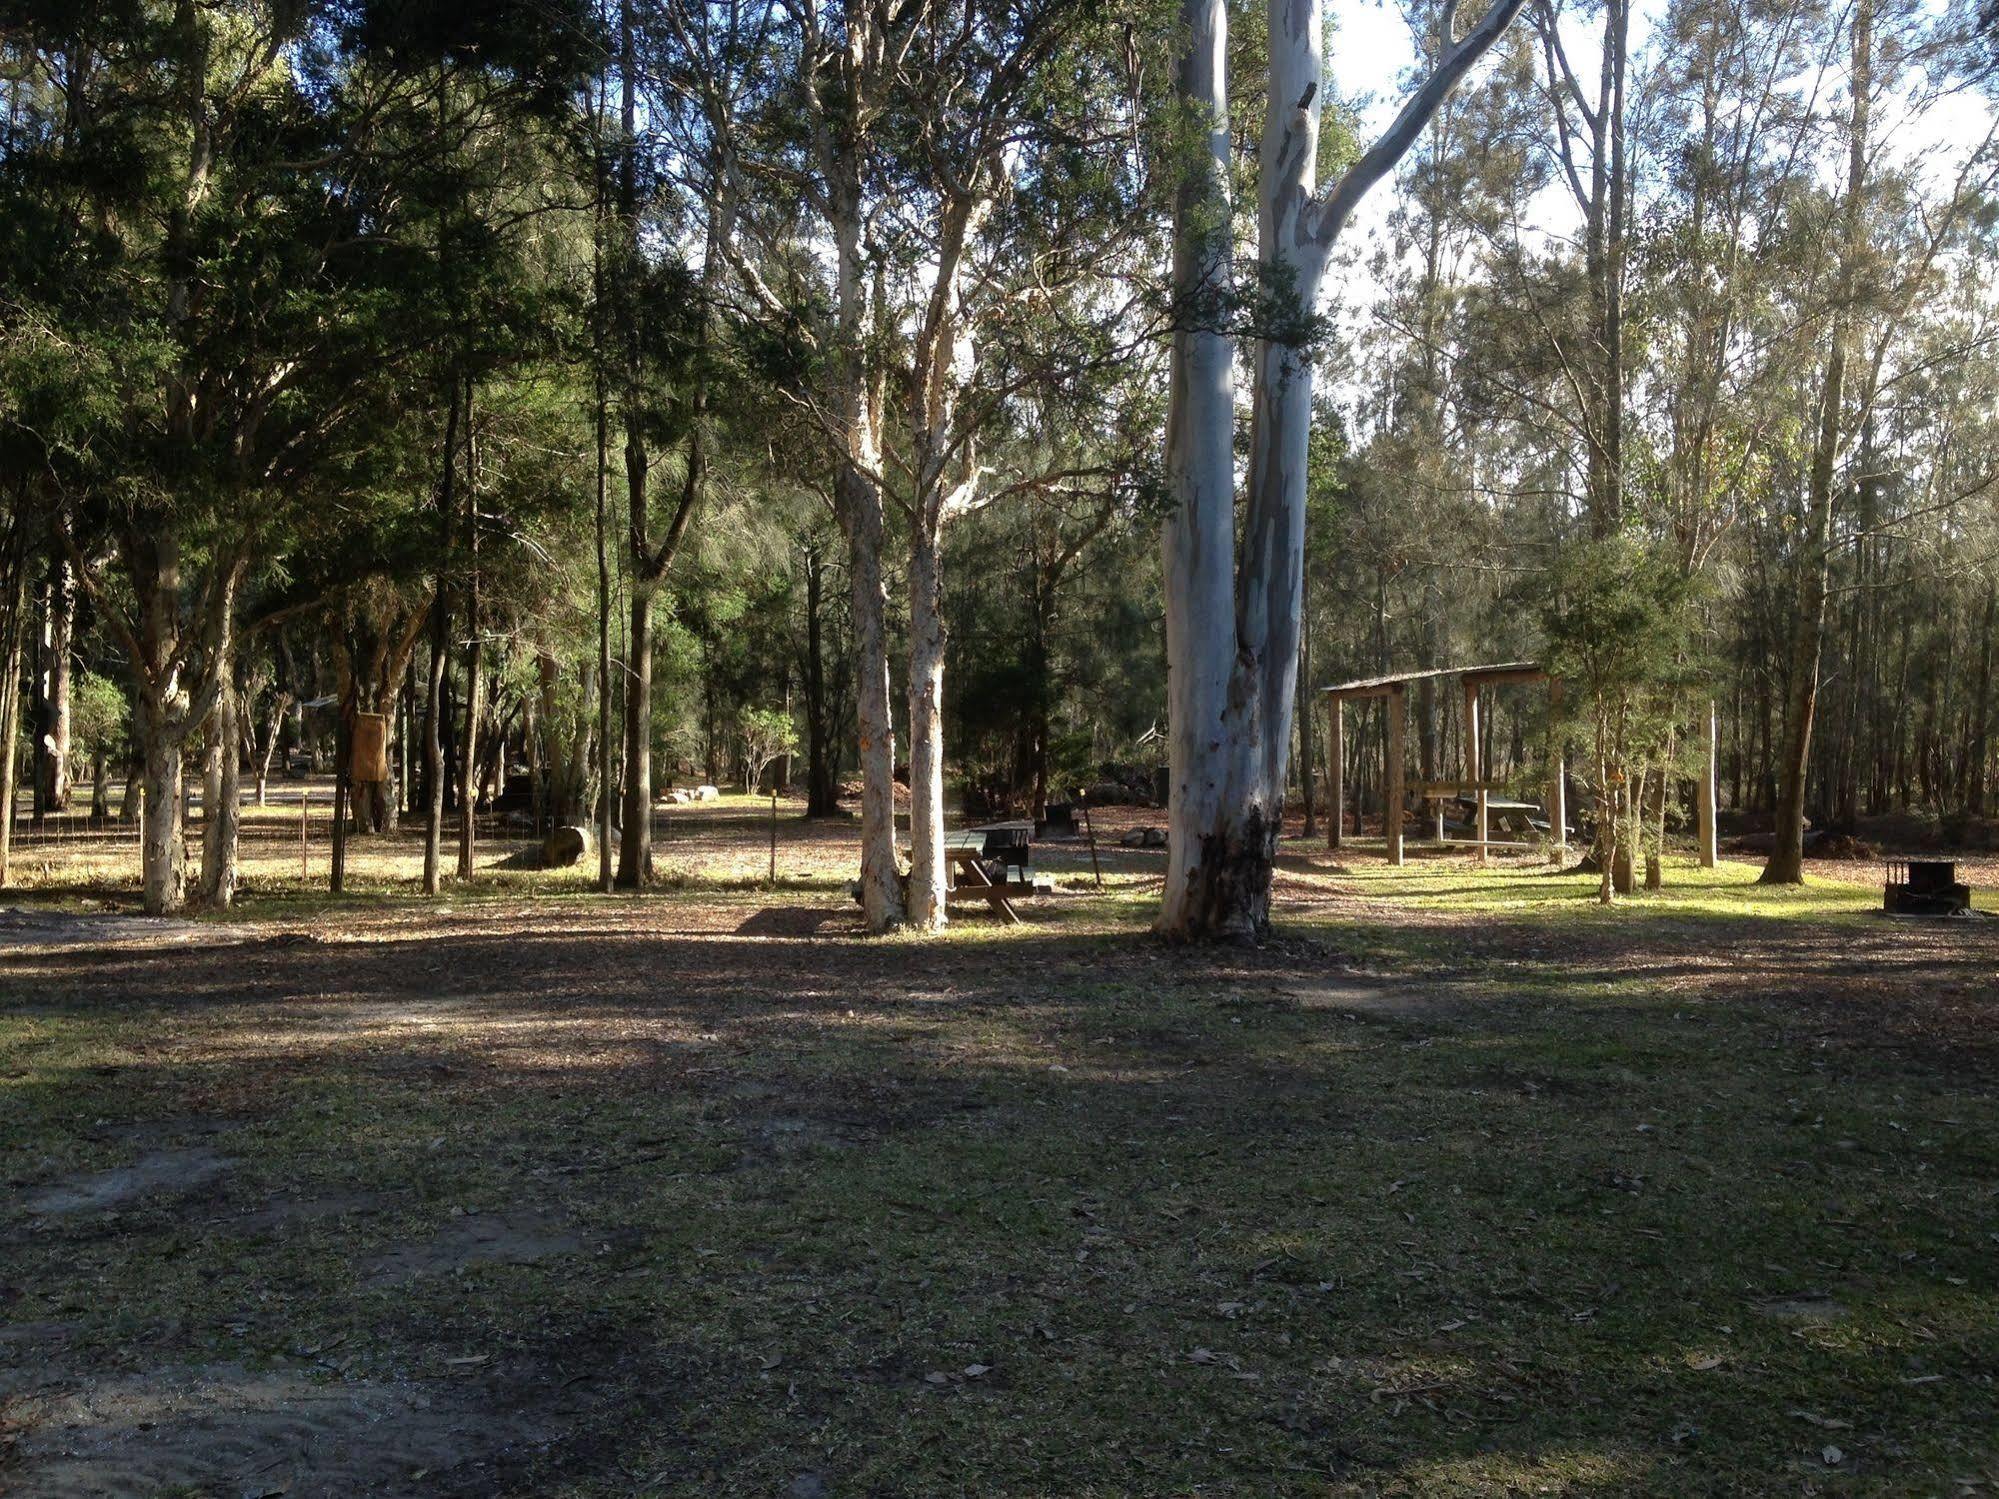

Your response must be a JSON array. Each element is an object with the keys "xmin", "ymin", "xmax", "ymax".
[
  {"xmin": 1432, "ymin": 692, "xmax": 1446, "ymax": 844},
  {"xmin": 1464, "ymin": 679, "xmax": 1486, "ymax": 866},
  {"xmin": 300, "ymin": 788, "xmax": 308, "ymax": 879},
  {"xmin": 1698, "ymin": 699, "xmax": 1719, "ymax": 868},
  {"xmin": 1327, "ymin": 695, "xmax": 1343, "ymax": 850},
  {"xmin": 1547, "ymin": 677, "xmax": 1567, "ymax": 863},
  {"xmin": 768, "ymin": 786, "xmax": 778, "ymax": 887},
  {"xmin": 1386, "ymin": 685, "xmax": 1405, "ymax": 867}
]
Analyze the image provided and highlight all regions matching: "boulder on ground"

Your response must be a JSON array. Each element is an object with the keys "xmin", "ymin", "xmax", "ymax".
[
  {"xmin": 1141, "ymin": 826, "xmax": 1167, "ymax": 848},
  {"xmin": 694, "ymin": 784, "xmax": 721, "ymax": 802},
  {"xmin": 542, "ymin": 825, "xmax": 593, "ymax": 868}
]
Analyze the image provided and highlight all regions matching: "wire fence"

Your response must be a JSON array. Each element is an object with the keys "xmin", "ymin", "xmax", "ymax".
[{"xmin": 5, "ymin": 778, "xmax": 549, "ymax": 886}]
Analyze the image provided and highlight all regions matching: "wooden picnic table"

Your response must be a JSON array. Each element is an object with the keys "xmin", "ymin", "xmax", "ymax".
[{"xmin": 939, "ymin": 831, "xmax": 1021, "ymax": 923}]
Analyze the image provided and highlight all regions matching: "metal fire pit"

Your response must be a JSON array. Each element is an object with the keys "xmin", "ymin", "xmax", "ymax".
[{"xmin": 1883, "ymin": 858, "xmax": 1972, "ymax": 917}]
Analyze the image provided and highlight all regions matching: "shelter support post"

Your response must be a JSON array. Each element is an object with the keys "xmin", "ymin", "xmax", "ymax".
[
  {"xmin": 1328, "ymin": 695, "xmax": 1343, "ymax": 851},
  {"xmin": 1698, "ymin": 699, "xmax": 1718, "ymax": 869},
  {"xmin": 1464, "ymin": 679, "xmax": 1486, "ymax": 866},
  {"xmin": 1386, "ymin": 684, "xmax": 1405, "ymax": 867},
  {"xmin": 1547, "ymin": 677, "xmax": 1566, "ymax": 863},
  {"xmin": 1431, "ymin": 694, "xmax": 1445, "ymax": 843}
]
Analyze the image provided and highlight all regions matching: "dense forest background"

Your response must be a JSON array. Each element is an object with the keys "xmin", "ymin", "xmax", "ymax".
[{"xmin": 1, "ymin": 0, "xmax": 1995, "ymax": 917}]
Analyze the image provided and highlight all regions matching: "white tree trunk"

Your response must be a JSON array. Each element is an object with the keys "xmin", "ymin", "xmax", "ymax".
[
  {"xmin": 1158, "ymin": 0, "xmax": 1243, "ymax": 938},
  {"xmin": 846, "ymin": 462, "xmax": 903, "ymax": 932},
  {"xmin": 1158, "ymin": 0, "xmax": 1524, "ymax": 938},
  {"xmin": 1161, "ymin": 0, "xmax": 1321, "ymax": 938},
  {"xmin": 906, "ymin": 522, "xmax": 948, "ymax": 929}
]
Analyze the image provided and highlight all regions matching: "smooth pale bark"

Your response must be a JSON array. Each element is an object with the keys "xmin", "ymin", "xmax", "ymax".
[
  {"xmin": 1158, "ymin": 0, "xmax": 1242, "ymax": 936},
  {"xmin": 901, "ymin": 189, "xmax": 985, "ymax": 931},
  {"xmin": 1159, "ymin": 0, "xmax": 1527, "ymax": 938},
  {"xmin": 906, "ymin": 527, "xmax": 949, "ymax": 928},
  {"xmin": 823, "ymin": 63, "xmax": 904, "ymax": 934},
  {"xmin": 846, "ymin": 459, "xmax": 903, "ymax": 930}
]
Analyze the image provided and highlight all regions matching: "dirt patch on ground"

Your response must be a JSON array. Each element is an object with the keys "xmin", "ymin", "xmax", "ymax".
[
  {"xmin": 2, "ymin": 1361, "xmax": 563, "ymax": 1498},
  {"xmin": 0, "ymin": 908, "xmax": 259, "ymax": 951},
  {"xmin": 363, "ymin": 1209, "xmax": 584, "ymax": 1288},
  {"xmin": 229, "ymin": 1190, "xmax": 404, "ymax": 1236},
  {"xmin": 23, "ymin": 1148, "xmax": 235, "ymax": 1216},
  {"xmin": 1284, "ymin": 979, "xmax": 1466, "ymax": 1023}
]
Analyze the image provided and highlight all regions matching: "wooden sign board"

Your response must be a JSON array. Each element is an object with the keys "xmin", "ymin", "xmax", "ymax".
[{"xmin": 351, "ymin": 711, "xmax": 390, "ymax": 784}]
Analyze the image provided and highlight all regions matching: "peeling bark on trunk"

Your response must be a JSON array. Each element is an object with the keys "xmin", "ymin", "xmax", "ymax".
[{"xmin": 139, "ymin": 706, "xmax": 186, "ymax": 915}]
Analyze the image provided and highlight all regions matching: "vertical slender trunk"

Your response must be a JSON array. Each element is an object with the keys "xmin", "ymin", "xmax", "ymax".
[
  {"xmin": 1158, "ymin": 0, "xmax": 1242, "ymax": 938},
  {"xmin": 1966, "ymin": 587, "xmax": 1995, "ymax": 818},
  {"xmin": 906, "ymin": 523, "xmax": 948, "ymax": 929},
  {"xmin": 846, "ymin": 462, "xmax": 901, "ymax": 928},
  {"xmin": 198, "ymin": 675, "xmax": 239, "ymax": 909},
  {"xmin": 1299, "ymin": 602, "xmax": 1316, "ymax": 839},
  {"xmin": 422, "ymin": 383, "xmax": 457, "ymax": 894},
  {"xmin": 614, "ymin": 0, "xmax": 655, "ymax": 888},
  {"xmin": 41, "ymin": 552, "xmax": 73, "ymax": 811},
  {"xmin": 592, "ymin": 85, "xmax": 615, "ymax": 892},
  {"xmin": 0, "ymin": 530, "xmax": 26, "ymax": 886},
  {"xmin": 1765, "ymin": 0, "xmax": 1869, "ymax": 884},
  {"xmin": 618, "ymin": 562, "xmax": 652, "ymax": 884},
  {"xmin": 140, "ymin": 705, "xmax": 186, "ymax": 914},
  {"xmin": 457, "ymin": 381, "xmax": 483, "ymax": 881},
  {"xmin": 804, "ymin": 545, "xmax": 836, "ymax": 817}
]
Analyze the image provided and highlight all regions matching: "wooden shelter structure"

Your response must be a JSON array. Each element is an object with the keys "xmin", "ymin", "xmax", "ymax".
[
  {"xmin": 1322, "ymin": 662, "xmax": 1556, "ymax": 866},
  {"xmin": 1321, "ymin": 663, "xmax": 1720, "ymax": 869}
]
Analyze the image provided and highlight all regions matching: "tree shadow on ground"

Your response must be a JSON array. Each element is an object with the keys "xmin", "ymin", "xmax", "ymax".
[{"xmin": 1, "ymin": 900, "xmax": 1995, "ymax": 1496}]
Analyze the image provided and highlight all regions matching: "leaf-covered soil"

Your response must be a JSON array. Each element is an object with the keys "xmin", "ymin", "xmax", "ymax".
[{"xmin": 2, "ymin": 804, "xmax": 1996, "ymax": 1496}]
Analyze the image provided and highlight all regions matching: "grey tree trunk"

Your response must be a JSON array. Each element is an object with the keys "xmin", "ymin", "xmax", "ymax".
[
  {"xmin": 906, "ymin": 524, "xmax": 949, "ymax": 929},
  {"xmin": 1765, "ymin": 0, "xmax": 1870, "ymax": 885},
  {"xmin": 41, "ymin": 553, "xmax": 73, "ymax": 811},
  {"xmin": 139, "ymin": 700, "xmax": 187, "ymax": 915},
  {"xmin": 1158, "ymin": 0, "xmax": 1242, "ymax": 938},
  {"xmin": 198, "ymin": 675, "xmax": 240, "ymax": 909},
  {"xmin": 1157, "ymin": 0, "xmax": 1525, "ymax": 938}
]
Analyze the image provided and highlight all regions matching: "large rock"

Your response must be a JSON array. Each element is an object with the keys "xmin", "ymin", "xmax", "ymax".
[{"xmin": 542, "ymin": 825, "xmax": 593, "ymax": 868}]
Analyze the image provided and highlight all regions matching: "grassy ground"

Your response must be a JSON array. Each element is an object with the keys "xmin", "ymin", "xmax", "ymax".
[{"xmin": 2, "ymin": 804, "xmax": 1996, "ymax": 1496}]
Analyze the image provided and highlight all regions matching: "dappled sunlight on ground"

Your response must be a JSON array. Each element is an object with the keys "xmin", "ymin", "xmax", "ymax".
[{"xmin": 3, "ymin": 800, "xmax": 1997, "ymax": 1494}]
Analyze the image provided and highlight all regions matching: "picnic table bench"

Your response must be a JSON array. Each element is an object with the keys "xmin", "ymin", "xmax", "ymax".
[{"xmin": 900, "ymin": 823, "xmax": 1035, "ymax": 923}]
